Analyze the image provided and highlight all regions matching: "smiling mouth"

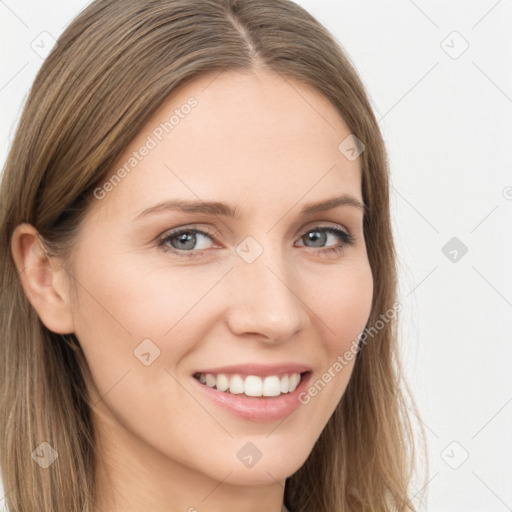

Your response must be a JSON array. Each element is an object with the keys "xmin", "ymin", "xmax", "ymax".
[{"xmin": 193, "ymin": 371, "xmax": 309, "ymax": 397}]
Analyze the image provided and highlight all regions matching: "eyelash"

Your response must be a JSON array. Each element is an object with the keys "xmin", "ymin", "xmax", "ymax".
[{"xmin": 156, "ymin": 224, "xmax": 355, "ymax": 259}]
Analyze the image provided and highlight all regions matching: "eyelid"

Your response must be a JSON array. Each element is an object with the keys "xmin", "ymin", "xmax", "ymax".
[
  {"xmin": 157, "ymin": 221, "xmax": 352, "ymax": 241},
  {"xmin": 156, "ymin": 221, "xmax": 356, "ymax": 257},
  {"xmin": 300, "ymin": 220, "xmax": 351, "ymax": 235}
]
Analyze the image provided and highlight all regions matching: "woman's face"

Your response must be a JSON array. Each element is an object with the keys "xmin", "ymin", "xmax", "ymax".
[{"xmin": 67, "ymin": 69, "xmax": 373, "ymax": 488}]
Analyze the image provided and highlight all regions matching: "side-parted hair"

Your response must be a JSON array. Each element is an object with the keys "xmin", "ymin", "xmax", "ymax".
[{"xmin": 0, "ymin": 1, "xmax": 423, "ymax": 510}]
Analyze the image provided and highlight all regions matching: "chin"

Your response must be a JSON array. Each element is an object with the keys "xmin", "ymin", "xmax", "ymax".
[{"xmin": 215, "ymin": 441, "xmax": 313, "ymax": 486}]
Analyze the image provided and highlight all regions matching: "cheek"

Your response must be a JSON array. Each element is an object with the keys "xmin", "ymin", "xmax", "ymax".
[
  {"xmin": 70, "ymin": 250, "xmax": 233, "ymax": 432},
  {"xmin": 312, "ymin": 260, "xmax": 374, "ymax": 353},
  {"xmin": 295, "ymin": 261, "xmax": 373, "ymax": 424},
  {"xmin": 70, "ymin": 253, "xmax": 217, "ymax": 444},
  {"xmin": 72, "ymin": 249, "xmax": 212, "ymax": 343}
]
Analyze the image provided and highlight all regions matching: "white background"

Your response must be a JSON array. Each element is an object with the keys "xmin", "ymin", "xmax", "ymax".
[{"xmin": 1, "ymin": 1, "xmax": 511, "ymax": 511}]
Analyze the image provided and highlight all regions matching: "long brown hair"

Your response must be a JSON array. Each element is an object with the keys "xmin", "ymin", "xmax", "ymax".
[{"xmin": 0, "ymin": 1, "xmax": 423, "ymax": 510}]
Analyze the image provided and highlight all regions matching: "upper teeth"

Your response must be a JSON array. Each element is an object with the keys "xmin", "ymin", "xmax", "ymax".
[{"xmin": 196, "ymin": 372, "xmax": 302, "ymax": 397}]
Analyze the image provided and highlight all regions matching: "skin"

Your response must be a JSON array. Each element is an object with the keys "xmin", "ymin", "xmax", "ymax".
[{"xmin": 12, "ymin": 68, "xmax": 373, "ymax": 512}]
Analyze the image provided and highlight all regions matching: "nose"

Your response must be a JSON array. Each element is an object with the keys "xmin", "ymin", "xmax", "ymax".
[{"xmin": 225, "ymin": 244, "xmax": 310, "ymax": 344}]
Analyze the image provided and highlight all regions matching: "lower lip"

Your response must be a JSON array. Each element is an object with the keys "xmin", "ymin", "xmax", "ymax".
[{"xmin": 192, "ymin": 372, "xmax": 312, "ymax": 422}]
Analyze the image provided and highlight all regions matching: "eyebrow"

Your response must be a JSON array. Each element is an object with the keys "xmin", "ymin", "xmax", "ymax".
[{"xmin": 134, "ymin": 194, "xmax": 366, "ymax": 221}]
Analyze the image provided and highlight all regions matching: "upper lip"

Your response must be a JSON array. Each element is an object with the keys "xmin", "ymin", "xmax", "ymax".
[{"xmin": 193, "ymin": 363, "xmax": 312, "ymax": 378}]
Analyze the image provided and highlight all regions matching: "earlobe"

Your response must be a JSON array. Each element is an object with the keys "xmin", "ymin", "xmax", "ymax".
[{"xmin": 10, "ymin": 223, "xmax": 75, "ymax": 334}]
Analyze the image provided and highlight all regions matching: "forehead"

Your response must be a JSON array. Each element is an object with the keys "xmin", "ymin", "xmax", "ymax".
[{"xmin": 93, "ymin": 68, "xmax": 363, "ymax": 222}]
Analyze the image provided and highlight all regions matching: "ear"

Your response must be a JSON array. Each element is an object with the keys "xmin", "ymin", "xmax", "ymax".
[{"xmin": 10, "ymin": 223, "xmax": 75, "ymax": 334}]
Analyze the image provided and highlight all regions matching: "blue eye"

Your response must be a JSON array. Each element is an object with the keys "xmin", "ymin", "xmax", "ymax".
[
  {"xmin": 297, "ymin": 226, "xmax": 354, "ymax": 255},
  {"xmin": 159, "ymin": 228, "xmax": 216, "ymax": 253},
  {"xmin": 157, "ymin": 225, "xmax": 355, "ymax": 258}
]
